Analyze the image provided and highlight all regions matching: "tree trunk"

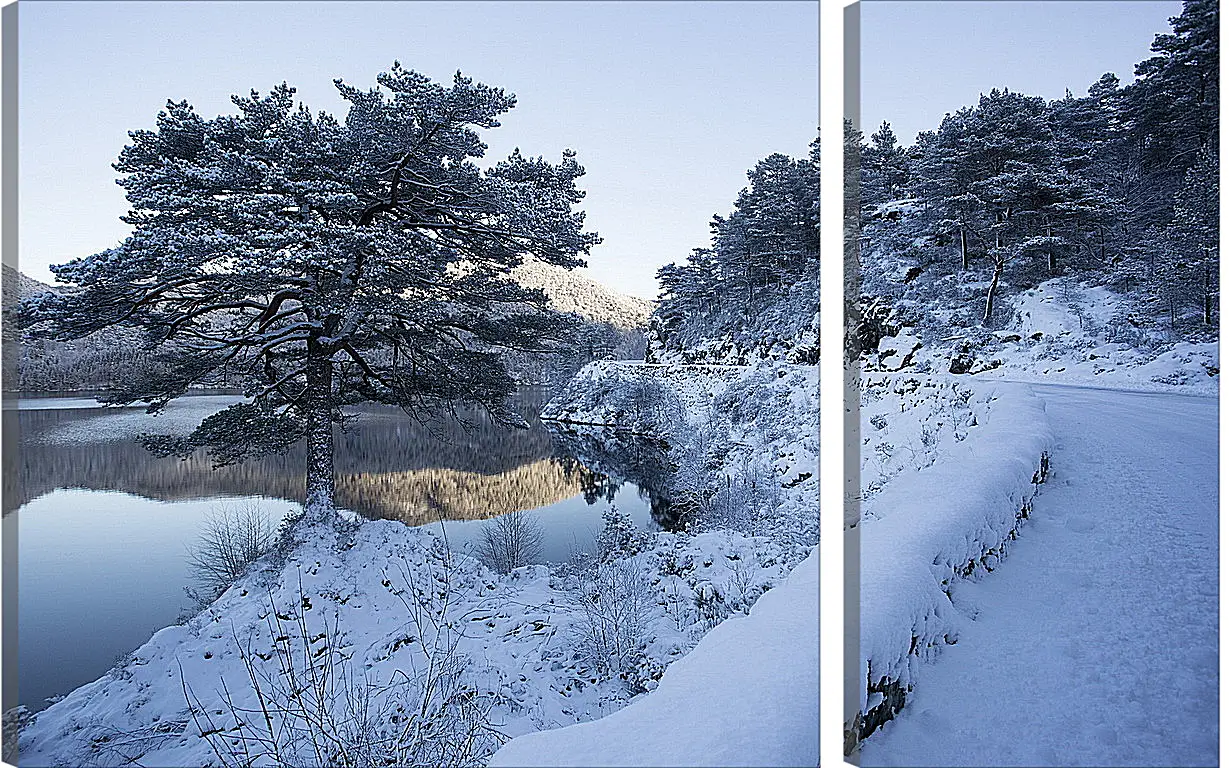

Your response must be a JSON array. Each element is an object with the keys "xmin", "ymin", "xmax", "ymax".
[
  {"xmin": 304, "ymin": 345, "xmax": 335, "ymax": 518},
  {"xmin": 960, "ymin": 229, "xmax": 969, "ymax": 270},
  {"xmin": 1204, "ymin": 263, "xmax": 1214, "ymax": 326},
  {"xmin": 983, "ymin": 259, "xmax": 1003, "ymax": 326},
  {"xmin": 1046, "ymin": 221, "xmax": 1057, "ymax": 274}
]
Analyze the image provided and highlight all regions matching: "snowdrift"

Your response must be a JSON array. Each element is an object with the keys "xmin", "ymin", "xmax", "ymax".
[
  {"xmin": 852, "ymin": 381, "xmax": 1054, "ymax": 750},
  {"xmin": 489, "ymin": 546, "xmax": 818, "ymax": 768}
]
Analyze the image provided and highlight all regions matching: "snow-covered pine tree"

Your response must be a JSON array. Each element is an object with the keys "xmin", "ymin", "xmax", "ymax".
[
  {"xmin": 1158, "ymin": 145, "xmax": 1219, "ymax": 327},
  {"xmin": 908, "ymin": 110, "xmax": 989, "ymax": 271},
  {"xmin": 861, "ymin": 121, "xmax": 910, "ymax": 208},
  {"xmin": 20, "ymin": 64, "xmax": 600, "ymax": 517},
  {"xmin": 1044, "ymin": 85, "xmax": 1126, "ymax": 273},
  {"xmin": 1120, "ymin": 0, "xmax": 1218, "ymax": 229},
  {"xmin": 650, "ymin": 135, "xmax": 818, "ymax": 363}
]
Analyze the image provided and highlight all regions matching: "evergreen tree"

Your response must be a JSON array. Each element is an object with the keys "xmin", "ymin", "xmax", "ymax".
[
  {"xmin": 651, "ymin": 134, "xmax": 819, "ymax": 362},
  {"xmin": 1120, "ymin": 0, "xmax": 1218, "ymax": 227},
  {"xmin": 1159, "ymin": 145, "xmax": 1219, "ymax": 327},
  {"xmin": 21, "ymin": 64, "xmax": 599, "ymax": 516},
  {"xmin": 861, "ymin": 121, "xmax": 910, "ymax": 207}
]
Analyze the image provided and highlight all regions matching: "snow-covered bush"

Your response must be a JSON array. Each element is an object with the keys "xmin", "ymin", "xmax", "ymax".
[
  {"xmin": 594, "ymin": 509, "xmax": 651, "ymax": 562},
  {"xmin": 185, "ymin": 503, "xmax": 278, "ymax": 604},
  {"xmin": 566, "ymin": 558, "xmax": 657, "ymax": 690},
  {"xmin": 474, "ymin": 509, "xmax": 545, "ymax": 574},
  {"xmin": 858, "ymin": 374, "xmax": 978, "ymax": 510},
  {"xmin": 185, "ymin": 544, "xmax": 501, "ymax": 768}
]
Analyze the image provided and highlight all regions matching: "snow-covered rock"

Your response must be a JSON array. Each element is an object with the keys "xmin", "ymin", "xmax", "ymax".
[{"xmin": 540, "ymin": 360, "xmax": 742, "ymax": 433}]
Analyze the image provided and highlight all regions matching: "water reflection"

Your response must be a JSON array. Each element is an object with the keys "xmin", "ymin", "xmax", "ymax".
[
  {"xmin": 543, "ymin": 422, "xmax": 693, "ymax": 530},
  {"xmin": 11, "ymin": 390, "xmax": 664, "ymax": 713},
  {"xmin": 12, "ymin": 389, "xmax": 620, "ymax": 524},
  {"xmin": 17, "ymin": 492, "xmax": 295, "ymax": 715}
]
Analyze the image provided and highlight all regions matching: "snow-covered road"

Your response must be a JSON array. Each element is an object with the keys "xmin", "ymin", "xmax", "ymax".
[{"xmin": 861, "ymin": 384, "xmax": 1218, "ymax": 766}]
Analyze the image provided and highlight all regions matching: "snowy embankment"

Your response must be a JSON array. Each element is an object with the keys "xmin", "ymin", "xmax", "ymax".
[
  {"xmin": 489, "ymin": 548, "xmax": 818, "ymax": 768},
  {"xmin": 852, "ymin": 380, "xmax": 1053, "ymax": 750},
  {"xmin": 489, "ymin": 359, "xmax": 819, "ymax": 766},
  {"xmin": 539, "ymin": 360, "xmax": 743, "ymax": 432},
  {"xmin": 16, "ymin": 513, "xmax": 801, "ymax": 767}
]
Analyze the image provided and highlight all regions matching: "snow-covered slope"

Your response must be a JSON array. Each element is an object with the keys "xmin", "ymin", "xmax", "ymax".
[
  {"xmin": 0, "ymin": 266, "xmax": 58, "ymax": 302},
  {"xmin": 16, "ymin": 511, "xmax": 805, "ymax": 767},
  {"xmin": 867, "ymin": 276, "xmax": 1218, "ymax": 395},
  {"xmin": 540, "ymin": 360, "xmax": 742, "ymax": 433},
  {"xmin": 487, "ymin": 359, "xmax": 818, "ymax": 764},
  {"xmin": 489, "ymin": 547, "xmax": 818, "ymax": 767},
  {"xmin": 513, "ymin": 262, "xmax": 652, "ymax": 330},
  {"xmin": 857, "ymin": 200, "xmax": 1219, "ymax": 396}
]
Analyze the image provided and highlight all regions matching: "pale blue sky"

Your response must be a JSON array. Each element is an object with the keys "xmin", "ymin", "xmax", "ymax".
[
  {"xmin": 18, "ymin": 1, "xmax": 820, "ymax": 299},
  {"xmin": 860, "ymin": 0, "xmax": 1183, "ymax": 146}
]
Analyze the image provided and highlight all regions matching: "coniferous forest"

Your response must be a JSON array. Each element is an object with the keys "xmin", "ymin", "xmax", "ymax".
[{"xmin": 854, "ymin": 0, "xmax": 1216, "ymax": 346}]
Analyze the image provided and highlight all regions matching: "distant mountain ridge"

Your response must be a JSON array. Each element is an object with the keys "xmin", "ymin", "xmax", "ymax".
[
  {"xmin": 513, "ymin": 261, "xmax": 652, "ymax": 330},
  {"xmin": 2, "ymin": 265, "xmax": 59, "ymax": 304},
  {"xmin": 8, "ymin": 264, "xmax": 649, "ymax": 329},
  {"xmin": 8, "ymin": 264, "xmax": 649, "ymax": 392}
]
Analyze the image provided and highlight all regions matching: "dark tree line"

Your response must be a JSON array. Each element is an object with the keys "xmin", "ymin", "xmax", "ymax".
[
  {"xmin": 648, "ymin": 136, "xmax": 820, "ymax": 364},
  {"xmin": 858, "ymin": 0, "xmax": 1217, "ymax": 330}
]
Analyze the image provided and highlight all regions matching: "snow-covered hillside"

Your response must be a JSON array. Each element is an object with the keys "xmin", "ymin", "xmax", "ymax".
[
  {"xmin": 1, "ymin": 267, "xmax": 58, "ymax": 302},
  {"xmin": 858, "ymin": 201, "xmax": 1219, "ymax": 395},
  {"xmin": 490, "ymin": 547, "xmax": 818, "ymax": 768},
  {"xmin": 513, "ymin": 262, "xmax": 652, "ymax": 331}
]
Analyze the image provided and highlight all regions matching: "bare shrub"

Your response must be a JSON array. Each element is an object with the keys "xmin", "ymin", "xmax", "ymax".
[
  {"xmin": 567, "ymin": 558, "xmax": 656, "ymax": 688},
  {"xmin": 186, "ymin": 503, "xmax": 278, "ymax": 601},
  {"xmin": 184, "ymin": 544, "xmax": 501, "ymax": 768},
  {"xmin": 474, "ymin": 509, "xmax": 544, "ymax": 574}
]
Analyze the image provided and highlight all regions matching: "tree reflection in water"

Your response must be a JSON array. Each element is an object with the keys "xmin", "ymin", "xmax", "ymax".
[
  {"xmin": 10, "ymin": 390, "xmax": 665, "ymax": 528},
  {"xmin": 544, "ymin": 423, "xmax": 691, "ymax": 532}
]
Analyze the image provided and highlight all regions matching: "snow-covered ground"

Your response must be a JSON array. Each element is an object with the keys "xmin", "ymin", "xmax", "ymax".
[
  {"xmin": 977, "ymin": 280, "xmax": 1219, "ymax": 394},
  {"xmin": 489, "ymin": 547, "xmax": 818, "ymax": 768},
  {"xmin": 876, "ymin": 277, "xmax": 1220, "ymax": 396},
  {"xmin": 859, "ymin": 383, "xmax": 1218, "ymax": 766},
  {"xmin": 854, "ymin": 379, "xmax": 1053, "ymax": 742},
  {"xmin": 15, "ymin": 359, "xmax": 819, "ymax": 767},
  {"xmin": 484, "ymin": 360, "xmax": 820, "ymax": 766},
  {"xmin": 858, "ymin": 374, "xmax": 980, "ymax": 512},
  {"xmin": 539, "ymin": 360, "xmax": 743, "ymax": 433},
  {"xmin": 16, "ymin": 512, "xmax": 804, "ymax": 767}
]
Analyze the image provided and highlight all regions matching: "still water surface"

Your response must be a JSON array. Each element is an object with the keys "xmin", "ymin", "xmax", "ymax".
[{"xmin": 11, "ymin": 391, "xmax": 657, "ymax": 711}]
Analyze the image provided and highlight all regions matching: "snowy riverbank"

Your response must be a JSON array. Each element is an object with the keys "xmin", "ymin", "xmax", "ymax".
[{"xmin": 487, "ymin": 360, "xmax": 820, "ymax": 765}]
